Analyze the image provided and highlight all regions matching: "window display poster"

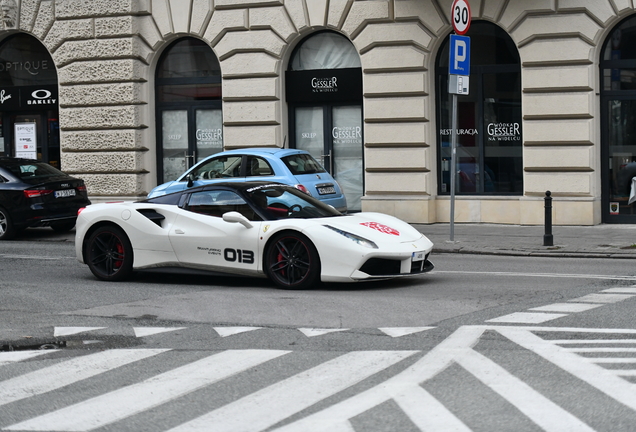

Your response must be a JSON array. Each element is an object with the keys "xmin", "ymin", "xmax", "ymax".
[{"xmin": 15, "ymin": 122, "xmax": 36, "ymax": 159}]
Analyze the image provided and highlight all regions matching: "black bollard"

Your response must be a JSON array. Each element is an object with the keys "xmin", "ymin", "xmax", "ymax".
[{"xmin": 543, "ymin": 190, "xmax": 553, "ymax": 246}]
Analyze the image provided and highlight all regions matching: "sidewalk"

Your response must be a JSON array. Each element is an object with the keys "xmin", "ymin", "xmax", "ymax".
[{"xmin": 414, "ymin": 223, "xmax": 636, "ymax": 259}]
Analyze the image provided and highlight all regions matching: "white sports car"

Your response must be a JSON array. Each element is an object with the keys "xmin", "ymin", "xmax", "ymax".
[{"xmin": 76, "ymin": 182, "xmax": 434, "ymax": 289}]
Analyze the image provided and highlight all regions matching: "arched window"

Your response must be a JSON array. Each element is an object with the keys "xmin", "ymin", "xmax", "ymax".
[
  {"xmin": 286, "ymin": 32, "xmax": 364, "ymax": 210},
  {"xmin": 0, "ymin": 34, "xmax": 60, "ymax": 167},
  {"xmin": 155, "ymin": 37, "xmax": 222, "ymax": 183},
  {"xmin": 436, "ymin": 22, "xmax": 522, "ymax": 195},
  {"xmin": 600, "ymin": 15, "xmax": 636, "ymax": 222}
]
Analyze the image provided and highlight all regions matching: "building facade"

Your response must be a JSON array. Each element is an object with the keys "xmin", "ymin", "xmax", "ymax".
[{"xmin": 0, "ymin": 0, "xmax": 634, "ymax": 225}]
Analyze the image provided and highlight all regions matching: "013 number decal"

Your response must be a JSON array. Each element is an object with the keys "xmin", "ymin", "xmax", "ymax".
[{"xmin": 224, "ymin": 248, "xmax": 254, "ymax": 264}]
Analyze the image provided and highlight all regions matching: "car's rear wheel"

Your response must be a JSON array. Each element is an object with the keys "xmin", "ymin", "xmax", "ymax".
[
  {"xmin": 85, "ymin": 225, "xmax": 134, "ymax": 281},
  {"xmin": 0, "ymin": 207, "xmax": 15, "ymax": 240},
  {"xmin": 265, "ymin": 232, "xmax": 320, "ymax": 289},
  {"xmin": 51, "ymin": 220, "xmax": 76, "ymax": 232}
]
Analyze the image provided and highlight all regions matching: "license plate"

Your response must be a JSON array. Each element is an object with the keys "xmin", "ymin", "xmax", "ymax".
[
  {"xmin": 55, "ymin": 189, "xmax": 76, "ymax": 198},
  {"xmin": 412, "ymin": 251, "xmax": 425, "ymax": 262},
  {"xmin": 317, "ymin": 186, "xmax": 336, "ymax": 195}
]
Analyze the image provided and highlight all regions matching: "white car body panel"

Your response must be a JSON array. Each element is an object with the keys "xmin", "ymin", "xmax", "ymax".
[{"xmin": 76, "ymin": 200, "xmax": 433, "ymax": 284}]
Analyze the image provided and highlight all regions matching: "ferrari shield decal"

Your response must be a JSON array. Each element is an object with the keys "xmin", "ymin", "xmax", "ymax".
[
  {"xmin": 263, "ymin": 225, "xmax": 270, "ymax": 233},
  {"xmin": 360, "ymin": 222, "xmax": 400, "ymax": 236}
]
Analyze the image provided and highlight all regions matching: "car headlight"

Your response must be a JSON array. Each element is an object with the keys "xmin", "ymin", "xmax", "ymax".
[{"xmin": 324, "ymin": 225, "xmax": 378, "ymax": 249}]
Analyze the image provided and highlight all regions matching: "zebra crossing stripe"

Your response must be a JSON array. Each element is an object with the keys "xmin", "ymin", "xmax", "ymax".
[
  {"xmin": 391, "ymin": 385, "xmax": 472, "ymax": 431},
  {"xmin": 456, "ymin": 349, "xmax": 596, "ymax": 432},
  {"xmin": 270, "ymin": 326, "xmax": 487, "ymax": 432},
  {"xmin": 166, "ymin": 350, "xmax": 417, "ymax": 432},
  {"xmin": 498, "ymin": 327, "xmax": 636, "ymax": 412},
  {"xmin": 4, "ymin": 349, "xmax": 288, "ymax": 432},
  {"xmin": 0, "ymin": 350, "xmax": 52, "ymax": 366},
  {"xmin": 0, "ymin": 349, "xmax": 169, "ymax": 407}
]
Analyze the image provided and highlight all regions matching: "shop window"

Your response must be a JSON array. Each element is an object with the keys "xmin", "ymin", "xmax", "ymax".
[
  {"xmin": 436, "ymin": 22, "xmax": 522, "ymax": 195},
  {"xmin": 600, "ymin": 15, "xmax": 636, "ymax": 222},
  {"xmin": 155, "ymin": 38, "xmax": 222, "ymax": 184},
  {"xmin": 286, "ymin": 32, "xmax": 364, "ymax": 210}
]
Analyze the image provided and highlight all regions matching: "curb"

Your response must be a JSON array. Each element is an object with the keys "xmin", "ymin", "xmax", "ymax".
[{"xmin": 432, "ymin": 248, "xmax": 636, "ymax": 259}]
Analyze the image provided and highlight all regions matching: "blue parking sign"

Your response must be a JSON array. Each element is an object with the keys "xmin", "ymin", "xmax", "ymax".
[{"xmin": 449, "ymin": 34, "xmax": 470, "ymax": 75}]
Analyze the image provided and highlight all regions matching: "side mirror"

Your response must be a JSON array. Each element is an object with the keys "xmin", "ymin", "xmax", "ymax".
[
  {"xmin": 222, "ymin": 211, "xmax": 253, "ymax": 229},
  {"xmin": 186, "ymin": 173, "xmax": 194, "ymax": 188}
]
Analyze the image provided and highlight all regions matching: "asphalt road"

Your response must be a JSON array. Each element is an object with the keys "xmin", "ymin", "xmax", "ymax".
[{"xmin": 1, "ymin": 238, "xmax": 636, "ymax": 431}]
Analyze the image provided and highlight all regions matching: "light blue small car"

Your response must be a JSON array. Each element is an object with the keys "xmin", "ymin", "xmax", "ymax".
[{"xmin": 148, "ymin": 148, "xmax": 348, "ymax": 212}]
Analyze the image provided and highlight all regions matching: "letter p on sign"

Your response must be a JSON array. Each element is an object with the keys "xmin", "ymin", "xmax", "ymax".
[{"xmin": 449, "ymin": 34, "xmax": 470, "ymax": 75}]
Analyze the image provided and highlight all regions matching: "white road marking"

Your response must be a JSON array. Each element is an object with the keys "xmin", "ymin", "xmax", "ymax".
[
  {"xmin": 602, "ymin": 287, "xmax": 636, "ymax": 293},
  {"xmin": 486, "ymin": 312, "xmax": 568, "ymax": 324},
  {"xmin": 298, "ymin": 328, "xmax": 349, "ymax": 337},
  {"xmin": 53, "ymin": 327, "xmax": 105, "ymax": 337},
  {"xmin": 498, "ymin": 327, "xmax": 636, "ymax": 411},
  {"xmin": 0, "ymin": 350, "xmax": 52, "ymax": 366},
  {"xmin": 133, "ymin": 327, "xmax": 186, "ymax": 337},
  {"xmin": 585, "ymin": 358, "xmax": 636, "ymax": 363},
  {"xmin": 551, "ymin": 339, "xmax": 636, "ymax": 344},
  {"xmin": 432, "ymin": 270, "xmax": 636, "ymax": 280},
  {"xmin": 271, "ymin": 326, "xmax": 486, "ymax": 432},
  {"xmin": 0, "ymin": 349, "xmax": 168, "ymax": 407},
  {"xmin": 213, "ymin": 326, "xmax": 262, "ymax": 337},
  {"xmin": 529, "ymin": 303, "xmax": 603, "ymax": 313},
  {"xmin": 564, "ymin": 347, "xmax": 636, "ymax": 353},
  {"xmin": 456, "ymin": 348, "xmax": 596, "ymax": 432},
  {"xmin": 4, "ymin": 349, "xmax": 288, "ymax": 432},
  {"xmin": 167, "ymin": 351, "xmax": 417, "ymax": 432},
  {"xmin": 569, "ymin": 293, "xmax": 635, "ymax": 303},
  {"xmin": 378, "ymin": 327, "xmax": 435, "ymax": 338},
  {"xmin": 613, "ymin": 370, "xmax": 636, "ymax": 376}
]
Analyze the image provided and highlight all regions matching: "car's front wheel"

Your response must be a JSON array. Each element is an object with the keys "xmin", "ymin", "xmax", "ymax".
[
  {"xmin": 85, "ymin": 225, "xmax": 134, "ymax": 281},
  {"xmin": 0, "ymin": 207, "xmax": 15, "ymax": 240},
  {"xmin": 265, "ymin": 232, "xmax": 320, "ymax": 289}
]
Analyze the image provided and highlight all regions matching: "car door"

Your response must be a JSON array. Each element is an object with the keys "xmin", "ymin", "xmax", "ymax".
[{"xmin": 168, "ymin": 189, "xmax": 261, "ymax": 275}]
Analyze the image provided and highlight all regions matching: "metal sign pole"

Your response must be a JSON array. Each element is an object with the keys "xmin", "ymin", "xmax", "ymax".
[{"xmin": 450, "ymin": 93, "xmax": 458, "ymax": 242}]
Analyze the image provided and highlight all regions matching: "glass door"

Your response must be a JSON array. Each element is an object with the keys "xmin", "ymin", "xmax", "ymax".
[
  {"xmin": 332, "ymin": 105, "xmax": 363, "ymax": 210},
  {"xmin": 293, "ymin": 104, "xmax": 363, "ymax": 211},
  {"xmin": 161, "ymin": 110, "xmax": 189, "ymax": 182},
  {"xmin": 159, "ymin": 108, "xmax": 223, "ymax": 183},
  {"xmin": 603, "ymin": 98, "xmax": 636, "ymax": 221}
]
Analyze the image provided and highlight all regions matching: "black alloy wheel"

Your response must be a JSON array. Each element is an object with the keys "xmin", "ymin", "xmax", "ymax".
[
  {"xmin": 265, "ymin": 232, "xmax": 320, "ymax": 289},
  {"xmin": 0, "ymin": 207, "xmax": 15, "ymax": 240},
  {"xmin": 85, "ymin": 225, "xmax": 134, "ymax": 281}
]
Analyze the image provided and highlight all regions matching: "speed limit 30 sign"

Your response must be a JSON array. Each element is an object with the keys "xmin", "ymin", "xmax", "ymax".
[{"xmin": 451, "ymin": 0, "xmax": 471, "ymax": 35}]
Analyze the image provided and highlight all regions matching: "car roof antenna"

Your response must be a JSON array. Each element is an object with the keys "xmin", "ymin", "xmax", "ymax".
[{"xmin": 282, "ymin": 135, "xmax": 287, "ymax": 149}]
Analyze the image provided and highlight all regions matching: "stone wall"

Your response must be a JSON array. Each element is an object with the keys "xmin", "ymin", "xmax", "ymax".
[{"xmin": 6, "ymin": 0, "xmax": 633, "ymax": 224}]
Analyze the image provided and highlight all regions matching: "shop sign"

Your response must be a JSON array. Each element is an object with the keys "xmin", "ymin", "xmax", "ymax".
[
  {"xmin": 0, "ymin": 84, "xmax": 58, "ymax": 111},
  {"xmin": 14, "ymin": 122, "xmax": 36, "ymax": 159},
  {"xmin": 332, "ymin": 125, "xmax": 362, "ymax": 144},
  {"xmin": 196, "ymin": 128, "xmax": 222, "ymax": 147},
  {"xmin": 285, "ymin": 68, "xmax": 362, "ymax": 103},
  {"xmin": 487, "ymin": 122, "xmax": 521, "ymax": 142}
]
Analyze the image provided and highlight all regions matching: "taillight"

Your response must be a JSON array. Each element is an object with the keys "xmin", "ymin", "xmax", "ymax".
[
  {"xmin": 24, "ymin": 189, "xmax": 53, "ymax": 198},
  {"xmin": 295, "ymin": 184, "xmax": 311, "ymax": 196},
  {"xmin": 77, "ymin": 207, "xmax": 86, "ymax": 215},
  {"xmin": 77, "ymin": 185, "xmax": 87, "ymax": 192}
]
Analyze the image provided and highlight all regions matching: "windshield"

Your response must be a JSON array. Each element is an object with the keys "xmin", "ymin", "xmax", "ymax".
[
  {"xmin": 245, "ymin": 184, "xmax": 341, "ymax": 220},
  {"xmin": 282, "ymin": 153, "xmax": 326, "ymax": 175}
]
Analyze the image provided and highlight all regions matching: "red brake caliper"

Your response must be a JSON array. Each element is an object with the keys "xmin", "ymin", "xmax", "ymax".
[{"xmin": 114, "ymin": 242, "xmax": 124, "ymax": 269}]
